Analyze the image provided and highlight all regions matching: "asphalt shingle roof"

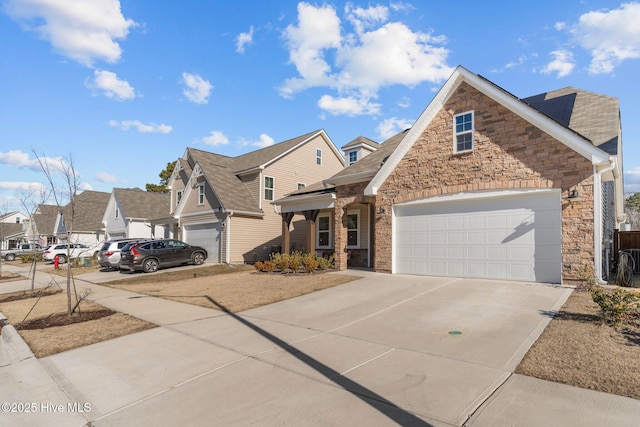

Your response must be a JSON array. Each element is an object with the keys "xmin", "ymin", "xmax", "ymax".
[
  {"xmin": 522, "ymin": 87, "xmax": 620, "ymax": 155},
  {"xmin": 62, "ymin": 190, "xmax": 110, "ymax": 232},
  {"xmin": 113, "ymin": 188, "xmax": 170, "ymax": 219}
]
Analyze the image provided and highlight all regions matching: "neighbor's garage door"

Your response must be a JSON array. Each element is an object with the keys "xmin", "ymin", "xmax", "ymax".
[
  {"xmin": 183, "ymin": 223, "xmax": 221, "ymax": 263},
  {"xmin": 394, "ymin": 191, "xmax": 562, "ymax": 283}
]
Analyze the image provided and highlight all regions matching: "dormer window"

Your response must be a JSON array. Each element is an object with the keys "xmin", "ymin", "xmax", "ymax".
[{"xmin": 348, "ymin": 150, "xmax": 358, "ymax": 165}]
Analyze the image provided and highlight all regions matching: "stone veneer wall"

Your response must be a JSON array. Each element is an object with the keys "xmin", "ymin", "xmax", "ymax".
[
  {"xmin": 373, "ymin": 82, "xmax": 595, "ymax": 283},
  {"xmin": 334, "ymin": 182, "xmax": 374, "ymax": 270}
]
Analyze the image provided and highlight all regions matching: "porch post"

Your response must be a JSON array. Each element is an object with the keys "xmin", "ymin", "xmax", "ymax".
[
  {"xmin": 334, "ymin": 204, "xmax": 348, "ymax": 270},
  {"xmin": 281, "ymin": 212, "xmax": 294, "ymax": 255},
  {"xmin": 303, "ymin": 210, "xmax": 319, "ymax": 254}
]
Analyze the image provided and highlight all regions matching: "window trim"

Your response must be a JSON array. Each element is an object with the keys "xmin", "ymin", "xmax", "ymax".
[
  {"xmin": 346, "ymin": 209, "xmax": 360, "ymax": 249},
  {"xmin": 297, "ymin": 182, "xmax": 306, "ymax": 190},
  {"xmin": 176, "ymin": 189, "xmax": 183, "ymax": 206},
  {"xmin": 114, "ymin": 205, "xmax": 119, "ymax": 219},
  {"xmin": 198, "ymin": 183, "xmax": 205, "ymax": 205},
  {"xmin": 454, "ymin": 111, "xmax": 474, "ymax": 153},
  {"xmin": 316, "ymin": 148, "xmax": 322, "ymax": 166},
  {"xmin": 264, "ymin": 176, "xmax": 275, "ymax": 201},
  {"xmin": 316, "ymin": 213, "xmax": 332, "ymax": 249},
  {"xmin": 348, "ymin": 150, "xmax": 358, "ymax": 165}
]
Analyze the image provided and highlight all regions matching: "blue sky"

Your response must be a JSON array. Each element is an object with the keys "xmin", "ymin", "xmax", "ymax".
[{"xmin": 1, "ymin": 0, "xmax": 639, "ymax": 213}]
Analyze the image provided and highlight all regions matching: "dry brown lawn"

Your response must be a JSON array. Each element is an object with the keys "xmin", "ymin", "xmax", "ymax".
[
  {"xmin": 0, "ymin": 264, "xmax": 358, "ymax": 358},
  {"xmin": 516, "ymin": 289, "xmax": 640, "ymax": 400}
]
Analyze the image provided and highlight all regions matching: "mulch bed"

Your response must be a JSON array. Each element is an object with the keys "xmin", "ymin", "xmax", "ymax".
[
  {"xmin": 0, "ymin": 289, "xmax": 62, "ymax": 303},
  {"xmin": 15, "ymin": 309, "xmax": 116, "ymax": 330}
]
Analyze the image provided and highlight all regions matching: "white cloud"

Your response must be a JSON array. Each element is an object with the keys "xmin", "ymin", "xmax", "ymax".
[
  {"xmin": 540, "ymin": 50, "xmax": 575, "ymax": 77},
  {"xmin": 201, "ymin": 131, "xmax": 229, "ymax": 146},
  {"xmin": 95, "ymin": 172, "xmax": 118, "ymax": 183},
  {"xmin": 0, "ymin": 150, "xmax": 66, "ymax": 172},
  {"xmin": 318, "ymin": 94, "xmax": 381, "ymax": 116},
  {"xmin": 0, "ymin": 181, "xmax": 46, "ymax": 192},
  {"xmin": 570, "ymin": 3, "xmax": 640, "ymax": 74},
  {"xmin": 4, "ymin": 0, "xmax": 136, "ymax": 67},
  {"xmin": 624, "ymin": 167, "xmax": 640, "ymax": 193},
  {"xmin": 345, "ymin": 3, "xmax": 389, "ymax": 35},
  {"xmin": 554, "ymin": 22, "xmax": 566, "ymax": 31},
  {"xmin": 279, "ymin": 3, "xmax": 453, "ymax": 116},
  {"xmin": 376, "ymin": 117, "xmax": 413, "ymax": 140},
  {"xmin": 236, "ymin": 26, "xmax": 254, "ymax": 53},
  {"xmin": 181, "ymin": 72, "xmax": 212, "ymax": 104},
  {"xmin": 109, "ymin": 119, "xmax": 172, "ymax": 133},
  {"xmin": 251, "ymin": 134, "xmax": 275, "ymax": 148},
  {"xmin": 87, "ymin": 69, "xmax": 136, "ymax": 101}
]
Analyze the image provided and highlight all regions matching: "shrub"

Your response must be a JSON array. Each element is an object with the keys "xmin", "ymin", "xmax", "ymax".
[
  {"xmin": 254, "ymin": 261, "xmax": 264, "ymax": 271},
  {"xmin": 271, "ymin": 253, "xmax": 290, "ymax": 272},
  {"xmin": 302, "ymin": 253, "xmax": 319, "ymax": 273},
  {"xmin": 288, "ymin": 251, "xmax": 303, "ymax": 272},
  {"xmin": 590, "ymin": 286, "xmax": 640, "ymax": 327},
  {"xmin": 316, "ymin": 254, "xmax": 335, "ymax": 271},
  {"xmin": 262, "ymin": 260, "xmax": 275, "ymax": 273},
  {"xmin": 578, "ymin": 264, "xmax": 597, "ymax": 291}
]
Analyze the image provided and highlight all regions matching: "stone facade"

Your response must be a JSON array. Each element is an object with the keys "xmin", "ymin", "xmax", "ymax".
[{"xmin": 372, "ymin": 82, "xmax": 595, "ymax": 283}]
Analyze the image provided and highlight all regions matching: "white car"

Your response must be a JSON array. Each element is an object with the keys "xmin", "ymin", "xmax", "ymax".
[{"xmin": 42, "ymin": 243, "xmax": 93, "ymax": 264}]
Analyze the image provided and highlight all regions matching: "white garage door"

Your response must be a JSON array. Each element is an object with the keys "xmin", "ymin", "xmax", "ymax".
[
  {"xmin": 394, "ymin": 191, "xmax": 562, "ymax": 283},
  {"xmin": 183, "ymin": 223, "xmax": 221, "ymax": 263}
]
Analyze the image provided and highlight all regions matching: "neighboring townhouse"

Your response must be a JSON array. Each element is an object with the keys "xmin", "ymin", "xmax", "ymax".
[
  {"xmin": 54, "ymin": 190, "xmax": 110, "ymax": 250},
  {"xmin": 23, "ymin": 204, "xmax": 59, "ymax": 246},
  {"xmin": 276, "ymin": 66, "xmax": 625, "ymax": 284},
  {"xmin": 102, "ymin": 188, "xmax": 170, "ymax": 240},
  {"xmin": 0, "ymin": 211, "xmax": 28, "ymax": 250},
  {"xmin": 166, "ymin": 129, "xmax": 345, "ymax": 263}
]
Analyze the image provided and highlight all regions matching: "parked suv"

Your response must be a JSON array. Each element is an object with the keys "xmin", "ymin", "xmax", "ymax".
[
  {"xmin": 2, "ymin": 243, "xmax": 43, "ymax": 261},
  {"xmin": 43, "ymin": 243, "xmax": 93, "ymax": 264},
  {"xmin": 98, "ymin": 238, "xmax": 148, "ymax": 270},
  {"xmin": 119, "ymin": 239, "xmax": 207, "ymax": 273}
]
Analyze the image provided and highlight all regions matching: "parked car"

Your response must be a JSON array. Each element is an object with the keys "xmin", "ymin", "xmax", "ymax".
[
  {"xmin": 2, "ymin": 243, "xmax": 43, "ymax": 261},
  {"xmin": 43, "ymin": 243, "xmax": 93, "ymax": 264},
  {"xmin": 119, "ymin": 239, "xmax": 208, "ymax": 273},
  {"xmin": 98, "ymin": 238, "xmax": 148, "ymax": 270}
]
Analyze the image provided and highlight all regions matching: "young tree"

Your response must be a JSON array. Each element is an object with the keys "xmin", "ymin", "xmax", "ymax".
[
  {"xmin": 146, "ymin": 160, "xmax": 176, "ymax": 193},
  {"xmin": 35, "ymin": 151, "xmax": 79, "ymax": 315}
]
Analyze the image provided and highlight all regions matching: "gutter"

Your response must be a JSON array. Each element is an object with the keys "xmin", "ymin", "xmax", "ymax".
[{"xmin": 324, "ymin": 170, "xmax": 376, "ymax": 187}]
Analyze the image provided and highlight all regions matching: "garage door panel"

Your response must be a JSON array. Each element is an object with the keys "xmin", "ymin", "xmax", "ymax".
[
  {"xmin": 183, "ymin": 223, "xmax": 220, "ymax": 263},
  {"xmin": 394, "ymin": 192, "xmax": 562, "ymax": 283}
]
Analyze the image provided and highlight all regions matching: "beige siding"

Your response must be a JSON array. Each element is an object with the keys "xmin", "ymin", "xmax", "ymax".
[
  {"xmin": 228, "ymin": 214, "xmax": 280, "ymax": 263},
  {"xmin": 180, "ymin": 176, "xmax": 222, "ymax": 215}
]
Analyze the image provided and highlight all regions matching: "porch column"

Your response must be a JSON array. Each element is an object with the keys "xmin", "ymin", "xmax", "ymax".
[
  {"xmin": 303, "ymin": 210, "xmax": 319, "ymax": 254},
  {"xmin": 281, "ymin": 212, "xmax": 294, "ymax": 255},
  {"xmin": 334, "ymin": 205, "xmax": 348, "ymax": 270}
]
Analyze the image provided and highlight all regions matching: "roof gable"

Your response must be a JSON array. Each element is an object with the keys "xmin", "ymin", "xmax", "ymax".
[
  {"xmin": 113, "ymin": 188, "xmax": 169, "ymax": 219},
  {"xmin": 60, "ymin": 190, "xmax": 110, "ymax": 232},
  {"xmin": 365, "ymin": 66, "xmax": 615, "ymax": 195}
]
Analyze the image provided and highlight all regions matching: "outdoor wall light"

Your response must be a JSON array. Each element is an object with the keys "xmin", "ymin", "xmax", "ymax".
[
  {"xmin": 377, "ymin": 207, "xmax": 386, "ymax": 214},
  {"xmin": 568, "ymin": 189, "xmax": 580, "ymax": 199}
]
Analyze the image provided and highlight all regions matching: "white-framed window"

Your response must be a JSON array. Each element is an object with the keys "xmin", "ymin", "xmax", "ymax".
[
  {"xmin": 317, "ymin": 213, "xmax": 332, "ymax": 249},
  {"xmin": 346, "ymin": 210, "xmax": 360, "ymax": 248},
  {"xmin": 297, "ymin": 183, "xmax": 306, "ymax": 190},
  {"xmin": 348, "ymin": 150, "xmax": 358, "ymax": 165},
  {"xmin": 198, "ymin": 183, "xmax": 205, "ymax": 205},
  {"xmin": 114, "ymin": 205, "xmax": 119, "ymax": 219},
  {"xmin": 454, "ymin": 111, "xmax": 474, "ymax": 153},
  {"xmin": 316, "ymin": 148, "xmax": 322, "ymax": 165},
  {"xmin": 264, "ymin": 176, "xmax": 274, "ymax": 201},
  {"xmin": 176, "ymin": 190, "xmax": 183, "ymax": 206}
]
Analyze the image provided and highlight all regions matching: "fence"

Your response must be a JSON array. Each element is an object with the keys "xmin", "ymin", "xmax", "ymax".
[{"xmin": 615, "ymin": 231, "xmax": 640, "ymax": 274}]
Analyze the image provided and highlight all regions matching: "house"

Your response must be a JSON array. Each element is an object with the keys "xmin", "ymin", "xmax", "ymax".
[
  {"xmin": 165, "ymin": 129, "xmax": 345, "ymax": 263},
  {"xmin": 53, "ymin": 190, "xmax": 110, "ymax": 249},
  {"xmin": 23, "ymin": 204, "xmax": 59, "ymax": 246},
  {"xmin": 102, "ymin": 188, "xmax": 170, "ymax": 240},
  {"xmin": 275, "ymin": 66, "xmax": 624, "ymax": 284},
  {"xmin": 0, "ymin": 211, "xmax": 28, "ymax": 250}
]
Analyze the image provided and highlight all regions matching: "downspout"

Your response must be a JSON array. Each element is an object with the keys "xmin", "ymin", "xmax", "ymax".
[{"xmin": 594, "ymin": 160, "xmax": 616, "ymax": 284}]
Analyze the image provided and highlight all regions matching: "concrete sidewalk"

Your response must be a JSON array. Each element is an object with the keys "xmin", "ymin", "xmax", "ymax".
[{"xmin": 1, "ymin": 267, "xmax": 639, "ymax": 426}]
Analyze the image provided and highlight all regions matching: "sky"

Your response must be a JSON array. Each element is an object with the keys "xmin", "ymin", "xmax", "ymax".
[{"xmin": 1, "ymin": 0, "xmax": 639, "ymax": 214}]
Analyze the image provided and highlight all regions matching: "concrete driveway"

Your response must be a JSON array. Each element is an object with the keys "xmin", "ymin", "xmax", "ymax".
[{"xmin": 3, "ymin": 269, "xmax": 640, "ymax": 426}]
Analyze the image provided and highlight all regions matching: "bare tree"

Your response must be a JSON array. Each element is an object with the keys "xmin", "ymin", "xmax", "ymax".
[
  {"xmin": 16, "ymin": 186, "xmax": 51, "ymax": 295},
  {"xmin": 34, "ymin": 151, "xmax": 80, "ymax": 316}
]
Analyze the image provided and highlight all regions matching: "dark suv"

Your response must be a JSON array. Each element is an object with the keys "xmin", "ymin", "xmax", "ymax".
[{"xmin": 118, "ymin": 239, "xmax": 208, "ymax": 273}]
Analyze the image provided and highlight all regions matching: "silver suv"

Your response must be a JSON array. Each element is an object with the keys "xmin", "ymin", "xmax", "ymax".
[{"xmin": 98, "ymin": 238, "xmax": 148, "ymax": 269}]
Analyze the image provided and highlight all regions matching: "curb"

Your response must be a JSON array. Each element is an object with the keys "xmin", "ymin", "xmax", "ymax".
[{"xmin": 0, "ymin": 311, "xmax": 35, "ymax": 366}]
